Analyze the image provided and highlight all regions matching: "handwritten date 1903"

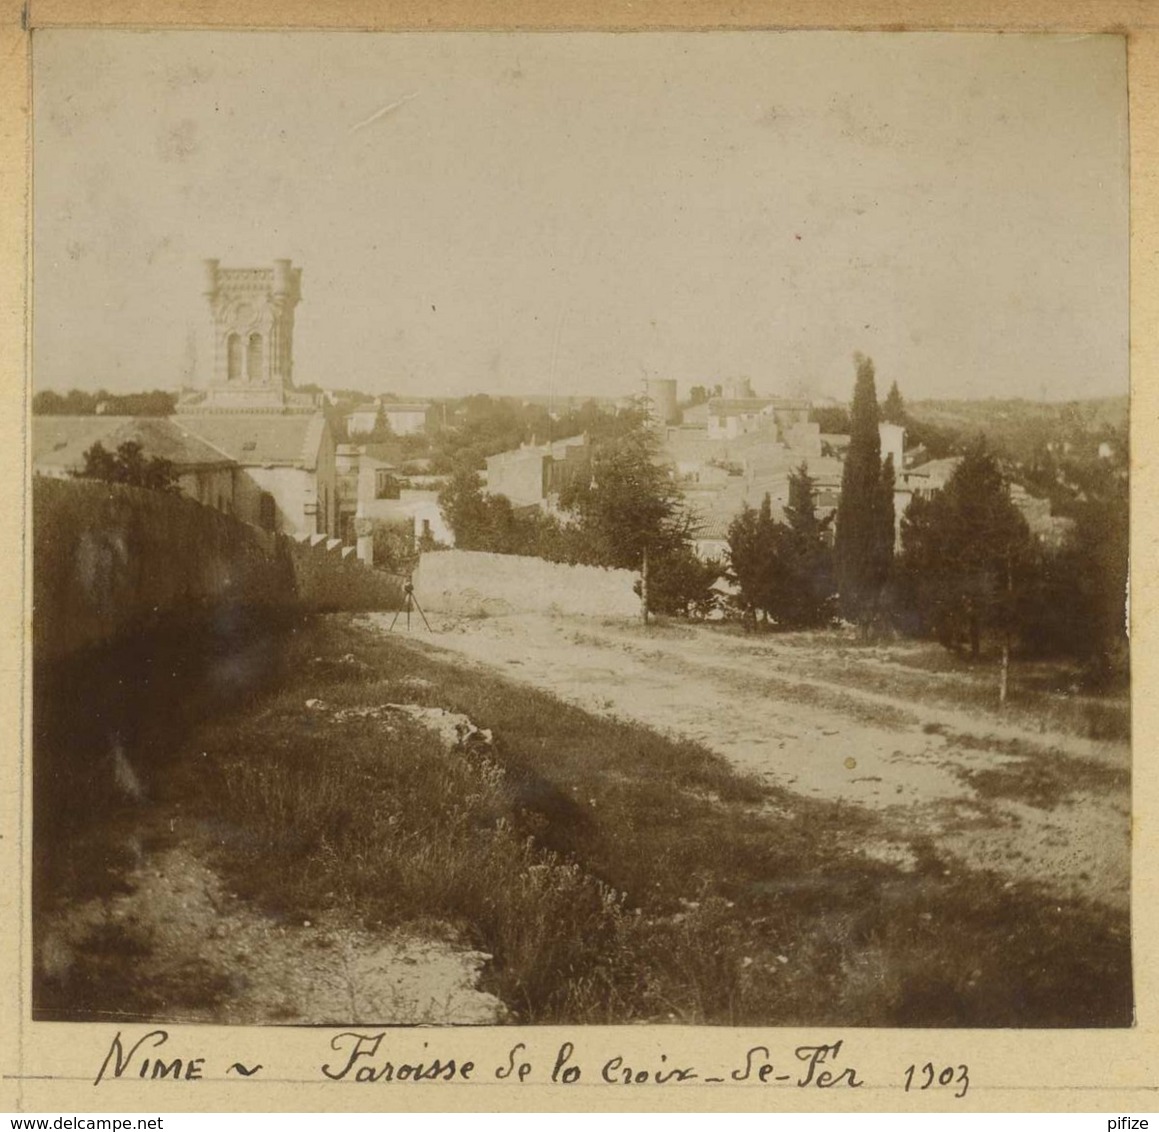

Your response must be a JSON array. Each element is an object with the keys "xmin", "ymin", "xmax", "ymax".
[{"xmin": 904, "ymin": 1062, "xmax": 970, "ymax": 1099}]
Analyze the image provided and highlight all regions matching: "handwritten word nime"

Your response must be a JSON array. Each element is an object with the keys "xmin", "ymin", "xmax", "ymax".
[{"xmin": 94, "ymin": 1031, "xmax": 262, "ymax": 1086}]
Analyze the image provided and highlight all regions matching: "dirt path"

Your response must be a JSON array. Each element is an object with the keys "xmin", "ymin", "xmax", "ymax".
[{"xmin": 359, "ymin": 612, "xmax": 1130, "ymax": 910}]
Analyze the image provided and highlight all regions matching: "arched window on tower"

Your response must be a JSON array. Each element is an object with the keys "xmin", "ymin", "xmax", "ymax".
[
  {"xmin": 247, "ymin": 333, "xmax": 264, "ymax": 383},
  {"xmin": 226, "ymin": 333, "xmax": 242, "ymax": 382}
]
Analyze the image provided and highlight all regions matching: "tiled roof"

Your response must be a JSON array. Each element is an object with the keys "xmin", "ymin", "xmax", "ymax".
[
  {"xmin": 33, "ymin": 416, "xmax": 236, "ymax": 471},
  {"xmin": 906, "ymin": 457, "xmax": 962, "ymax": 479},
  {"xmin": 32, "ymin": 416, "xmax": 122, "ymax": 470},
  {"xmin": 707, "ymin": 398, "xmax": 775, "ymax": 415},
  {"xmin": 129, "ymin": 418, "xmax": 238, "ymax": 467},
  {"xmin": 173, "ymin": 413, "xmax": 328, "ymax": 470},
  {"xmin": 487, "ymin": 434, "xmax": 587, "ymax": 464},
  {"xmin": 691, "ymin": 513, "xmax": 735, "ymax": 542}
]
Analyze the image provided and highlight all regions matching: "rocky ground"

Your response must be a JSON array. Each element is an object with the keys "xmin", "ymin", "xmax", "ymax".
[{"xmin": 40, "ymin": 843, "xmax": 503, "ymax": 1025}]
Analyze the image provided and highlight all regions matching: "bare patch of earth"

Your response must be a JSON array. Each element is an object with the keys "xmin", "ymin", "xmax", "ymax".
[
  {"xmin": 358, "ymin": 612, "xmax": 1129, "ymax": 910},
  {"xmin": 39, "ymin": 843, "xmax": 504, "ymax": 1025}
]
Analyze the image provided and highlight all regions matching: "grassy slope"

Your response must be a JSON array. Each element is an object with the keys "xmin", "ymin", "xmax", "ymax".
[{"xmin": 146, "ymin": 614, "xmax": 1130, "ymax": 1027}]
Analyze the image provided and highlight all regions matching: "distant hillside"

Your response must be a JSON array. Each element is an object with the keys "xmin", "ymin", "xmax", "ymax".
[
  {"xmin": 905, "ymin": 395, "xmax": 1127, "ymax": 462},
  {"xmin": 907, "ymin": 395, "xmax": 1126, "ymax": 434}
]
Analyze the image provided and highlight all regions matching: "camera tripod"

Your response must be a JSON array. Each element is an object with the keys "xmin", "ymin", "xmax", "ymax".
[{"xmin": 389, "ymin": 578, "xmax": 432, "ymax": 633}]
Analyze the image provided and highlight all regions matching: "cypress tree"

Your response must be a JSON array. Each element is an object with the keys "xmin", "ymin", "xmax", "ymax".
[
  {"xmin": 874, "ymin": 452, "xmax": 897, "ymax": 591},
  {"xmin": 882, "ymin": 380, "xmax": 906, "ymax": 425},
  {"xmin": 834, "ymin": 354, "xmax": 885, "ymax": 626}
]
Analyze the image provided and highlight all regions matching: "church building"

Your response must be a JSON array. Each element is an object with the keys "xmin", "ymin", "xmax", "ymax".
[{"xmin": 175, "ymin": 259, "xmax": 338, "ymax": 537}]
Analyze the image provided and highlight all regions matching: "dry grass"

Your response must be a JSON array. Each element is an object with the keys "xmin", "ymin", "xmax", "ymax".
[{"xmin": 36, "ymin": 612, "xmax": 1133, "ymax": 1027}]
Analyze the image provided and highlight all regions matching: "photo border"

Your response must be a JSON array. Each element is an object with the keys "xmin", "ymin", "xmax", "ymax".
[{"xmin": 3, "ymin": 0, "xmax": 1156, "ymax": 1113}]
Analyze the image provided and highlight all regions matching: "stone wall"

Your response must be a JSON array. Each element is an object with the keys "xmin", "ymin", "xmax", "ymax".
[
  {"xmin": 285, "ymin": 537, "xmax": 403, "ymax": 613},
  {"xmin": 34, "ymin": 477, "xmax": 403, "ymax": 662},
  {"xmin": 34, "ymin": 477, "xmax": 297, "ymax": 663},
  {"xmin": 412, "ymin": 548, "xmax": 639, "ymax": 619}
]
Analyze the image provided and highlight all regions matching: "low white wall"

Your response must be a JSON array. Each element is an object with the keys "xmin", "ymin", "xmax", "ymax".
[{"xmin": 413, "ymin": 549, "xmax": 639, "ymax": 619}]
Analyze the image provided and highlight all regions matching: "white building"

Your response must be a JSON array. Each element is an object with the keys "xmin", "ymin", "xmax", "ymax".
[
  {"xmin": 383, "ymin": 402, "xmax": 435, "ymax": 436},
  {"xmin": 346, "ymin": 400, "xmax": 382, "ymax": 436}
]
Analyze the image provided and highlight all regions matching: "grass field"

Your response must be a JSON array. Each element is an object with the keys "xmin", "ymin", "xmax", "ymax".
[{"xmin": 34, "ymin": 612, "xmax": 1132, "ymax": 1027}]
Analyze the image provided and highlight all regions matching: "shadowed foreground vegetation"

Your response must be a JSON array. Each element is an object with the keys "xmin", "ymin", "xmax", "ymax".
[{"xmin": 36, "ymin": 614, "xmax": 1131, "ymax": 1026}]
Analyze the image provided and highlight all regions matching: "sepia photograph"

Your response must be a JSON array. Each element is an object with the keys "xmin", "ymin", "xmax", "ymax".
[{"xmin": 28, "ymin": 27, "xmax": 1132, "ymax": 1035}]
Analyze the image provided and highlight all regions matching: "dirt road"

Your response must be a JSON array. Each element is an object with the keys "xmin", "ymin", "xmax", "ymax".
[{"xmin": 360, "ymin": 612, "xmax": 1130, "ymax": 910}]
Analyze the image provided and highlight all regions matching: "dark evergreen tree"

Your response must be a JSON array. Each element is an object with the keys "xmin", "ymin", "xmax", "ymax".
[
  {"xmin": 834, "ymin": 354, "xmax": 891, "ymax": 629},
  {"xmin": 897, "ymin": 439, "xmax": 1033, "ymax": 662},
  {"xmin": 646, "ymin": 548, "xmax": 722, "ymax": 618},
  {"xmin": 881, "ymin": 380, "xmax": 906, "ymax": 425},
  {"xmin": 772, "ymin": 463, "xmax": 835, "ymax": 628},
  {"xmin": 76, "ymin": 440, "xmax": 179, "ymax": 494},
  {"xmin": 725, "ymin": 494, "xmax": 779, "ymax": 626},
  {"xmin": 1020, "ymin": 483, "xmax": 1129, "ymax": 686},
  {"xmin": 873, "ymin": 452, "xmax": 897, "ymax": 599},
  {"xmin": 1067, "ymin": 483, "xmax": 1129, "ymax": 684}
]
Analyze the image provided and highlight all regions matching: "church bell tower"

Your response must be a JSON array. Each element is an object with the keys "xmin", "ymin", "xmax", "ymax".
[{"xmin": 200, "ymin": 258, "xmax": 302, "ymax": 410}]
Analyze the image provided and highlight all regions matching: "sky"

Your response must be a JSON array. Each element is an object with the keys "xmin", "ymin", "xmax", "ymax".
[{"xmin": 32, "ymin": 30, "xmax": 1129, "ymax": 404}]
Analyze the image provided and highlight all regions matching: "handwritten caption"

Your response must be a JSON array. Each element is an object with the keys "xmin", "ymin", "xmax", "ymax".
[{"xmin": 93, "ymin": 1029, "xmax": 969, "ymax": 1098}]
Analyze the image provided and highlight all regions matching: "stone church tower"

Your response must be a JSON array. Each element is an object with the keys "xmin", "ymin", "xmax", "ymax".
[{"xmin": 196, "ymin": 258, "xmax": 314, "ymax": 412}]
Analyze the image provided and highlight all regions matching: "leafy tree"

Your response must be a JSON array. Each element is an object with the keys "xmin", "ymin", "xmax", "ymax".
[
  {"xmin": 558, "ymin": 425, "xmax": 691, "ymax": 619},
  {"xmin": 646, "ymin": 548, "xmax": 722, "ymax": 618},
  {"xmin": 1018, "ymin": 482, "xmax": 1129, "ymax": 686},
  {"xmin": 364, "ymin": 519, "xmax": 418, "ymax": 574},
  {"xmin": 112, "ymin": 390, "xmax": 178, "ymax": 417},
  {"xmin": 881, "ymin": 381, "xmax": 906, "ymax": 425},
  {"xmin": 834, "ymin": 354, "xmax": 892, "ymax": 630},
  {"xmin": 76, "ymin": 440, "xmax": 180, "ymax": 493},
  {"xmin": 436, "ymin": 466, "xmax": 489, "ymax": 547},
  {"xmin": 810, "ymin": 405, "xmax": 852, "ymax": 434},
  {"xmin": 898, "ymin": 440, "xmax": 1033, "ymax": 669},
  {"xmin": 33, "ymin": 388, "xmax": 176, "ymax": 416},
  {"xmin": 1065, "ymin": 483, "xmax": 1129, "ymax": 684},
  {"xmin": 426, "ymin": 395, "xmax": 642, "ymax": 475},
  {"xmin": 437, "ymin": 465, "xmax": 566, "ymax": 558},
  {"xmin": 78, "ymin": 440, "xmax": 119, "ymax": 483},
  {"xmin": 441, "ymin": 419, "xmax": 705, "ymax": 619},
  {"xmin": 688, "ymin": 385, "xmax": 709, "ymax": 407},
  {"xmin": 901, "ymin": 413, "xmax": 960, "ymax": 461}
]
